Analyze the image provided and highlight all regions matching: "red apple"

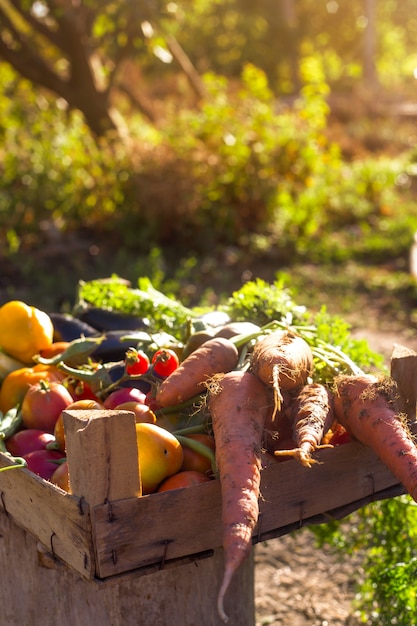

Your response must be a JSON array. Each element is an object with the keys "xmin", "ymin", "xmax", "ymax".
[{"xmin": 103, "ymin": 387, "xmax": 146, "ymax": 410}]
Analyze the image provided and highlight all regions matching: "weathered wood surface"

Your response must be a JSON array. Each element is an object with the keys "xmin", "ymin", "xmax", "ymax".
[
  {"xmin": 91, "ymin": 436, "xmax": 406, "ymax": 578},
  {"xmin": 390, "ymin": 343, "xmax": 417, "ymax": 421},
  {"xmin": 0, "ymin": 455, "xmax": 94, "ymax": 578},
  {"xmin": 0, "ymin": 508, "xmax": 255, "ymax": 626},
  {"xmin": 63, "ymin": 408, "xmax": 141, "ymax": 505}
]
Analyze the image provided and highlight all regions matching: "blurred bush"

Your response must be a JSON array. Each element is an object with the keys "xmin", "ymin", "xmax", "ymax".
[{"xmin": 1, "ymin": 61, "xmax": 417, "ymax": 270}]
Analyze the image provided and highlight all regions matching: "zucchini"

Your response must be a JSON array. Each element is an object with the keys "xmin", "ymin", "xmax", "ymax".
[{"xmin": 0, "ymin": 349, "xmax": 25, "ymax": 383}]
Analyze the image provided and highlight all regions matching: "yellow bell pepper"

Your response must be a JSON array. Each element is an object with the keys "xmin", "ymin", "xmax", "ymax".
[{"xmin": 0, "ymin": 300, "xmax": 54, "ymax": 364}]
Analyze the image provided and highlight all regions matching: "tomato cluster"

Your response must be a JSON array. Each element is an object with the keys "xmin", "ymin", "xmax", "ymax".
[
  {"xmin": 0, "ymin": 306, "xmax": 214, "ymax": 495},
  {"xmin": 125, "ymin": 347, "xmax": 179, "ymax": 379}
]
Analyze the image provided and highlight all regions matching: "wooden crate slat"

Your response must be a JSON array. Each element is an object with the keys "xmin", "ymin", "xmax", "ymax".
[
  {"xmin": 0, "ymin": 454, "xmax": 94, "ymax": 578},
  {"xmin": 92, "ymin": 439, "xmax": 402, "ymax": 579}
]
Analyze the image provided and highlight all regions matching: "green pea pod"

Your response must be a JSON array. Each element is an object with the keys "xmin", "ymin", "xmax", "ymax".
[
  {"xmin": 0, "ymin": 405, "xmax": 23, "ymax": 440},
  {"xmin": 0, "ymin": 406, "xmax": 27, "ymax": 471},
  {"xmin": 33, "ymin": 335, "xmax": 105, "ymax": 366}
]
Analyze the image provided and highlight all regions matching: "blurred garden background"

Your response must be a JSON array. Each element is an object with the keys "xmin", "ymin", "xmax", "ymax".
[
  {"xmin": 3, "ymin": 3, "xmax": 417, "ymax": 624},
  {"xmin": 1, "ymin": 0, "xmax": 417, "ymax": 330}
]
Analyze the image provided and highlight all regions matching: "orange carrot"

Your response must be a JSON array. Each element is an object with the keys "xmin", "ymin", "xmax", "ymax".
[
  {"xmin": 333, "ymin": 374, "xmax": 417, "ymax": 502},
  {"xmin": 208, "ymin": 370, "xmax": 269, "ymax": 623},
  {"xmin": 156, "ymin": 337, "xmax": 239, "ymax": 407},
  {"xmin": 274, "ymin": 383, "xmax": 335, "ymax": 467},
  {"xmin": 250, "ymin": 329, "xmax": 313, "ymax": 418}
]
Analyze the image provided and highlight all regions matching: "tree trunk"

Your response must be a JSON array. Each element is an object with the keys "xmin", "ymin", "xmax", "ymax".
[{"xmin": 363, "ymin": 0, "xmax": 379, "ymax": 87}]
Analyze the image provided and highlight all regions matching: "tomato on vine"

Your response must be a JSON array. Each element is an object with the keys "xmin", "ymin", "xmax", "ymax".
[
  {"xmin": 151, "ymin": 348, "xmax": 179, "ymax": 378},
  {"xmin": 125, "ymin": 348, "xmax": 150, "ymax": 376}
]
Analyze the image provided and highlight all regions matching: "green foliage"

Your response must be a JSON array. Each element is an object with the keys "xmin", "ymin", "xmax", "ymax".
[
  {"xmin": 75, "ymin": 276, "xmax": 196, "ymax": 338},
  {"xmin": 310, "ymin": 496, "xmax": 417, "ymax": 624},
  {"xmin": 224, "ymin": 278, "xmax": 308, "ymax": 327},
  {"xmin": 1, "ymin": 59, "xmax": 417, "ymax": 271}
]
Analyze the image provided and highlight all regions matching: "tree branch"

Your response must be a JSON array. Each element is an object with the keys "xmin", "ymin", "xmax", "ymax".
[
  {"xmin": 10, "ymin": 0, "xmax": 67, "ymax": 53},
  {"xmin": 166, "ymin": 35, "xmax": 205, "ymax": 99}
]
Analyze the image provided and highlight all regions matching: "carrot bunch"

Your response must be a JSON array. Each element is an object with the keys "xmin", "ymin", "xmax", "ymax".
[{"xmin": 153, "ymin": 321, "xmax": 417, "ymax": 624}]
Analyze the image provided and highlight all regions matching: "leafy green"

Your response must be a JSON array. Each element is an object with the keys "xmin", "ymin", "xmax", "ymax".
[
  {"xmin": 75, "ymin": 276, "xmax": 196, "ymax": 339},
  {"xmin": 75, "ymin": 275, "xmax": 385, "ymax": 383},
  {"xmin": 310, "ymin": 496, "xmax": 417, "ymax": 625}
]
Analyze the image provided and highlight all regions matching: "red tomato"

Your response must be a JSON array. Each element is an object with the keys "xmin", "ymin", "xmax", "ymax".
[
  {"xmin": 68, "ymin": 379, "xmax": 100, "ymax": 402},
  {"xmin": 180, "ymin": 433, "xmax": 216, "ymax": 476},
  {"xmin": 24, "ymin": 449, "xmax": 66, "ymax": 481},
  {"xmin": 103, "ymin": 387, "xmax": 147, "ymax": 410},
  {"xmin": 151, "ymin": 349, "xmax": 179, "ymax": 378},
  {"xmin": 328, "ymin": 425, "xmax": 352, "ymax": 446},
  {"xmin": 54, "ymin": 399, "xmax": 105, "ymax": 452},
  {"xmin": 21, "ymin": 380, "xmax": 74, "ymax": 433},
  {"xmin": 50, "ymin": 461, "xmax": 71, "ymax": 492},
  {"xmin": 125, "ymin": 350, "xmax": 150, "ymax": 376},
  {"xmin": 144, "ymin": 391, "xmax": 161, "ymax": 412},
  {"xmin": 114, "ymin": 401, "xmax": 156, "ymax": 424},
  {"xmin": 6, "ymin": 429, "xmax": 56, "ymax": 457},
  {"xmin": 157, "ymin": 470, "xmax": 211, "ymax": 492}
]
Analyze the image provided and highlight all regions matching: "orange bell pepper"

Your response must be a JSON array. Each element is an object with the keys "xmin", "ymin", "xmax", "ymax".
[{"xmin": 0, "ymin": 364, "xmax": 65, "ymax": 415}]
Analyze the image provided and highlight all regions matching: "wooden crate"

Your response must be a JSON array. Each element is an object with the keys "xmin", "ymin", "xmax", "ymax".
[{"xmin": 0, "ymin": 344, "xmax": 415, "ymax": 625}]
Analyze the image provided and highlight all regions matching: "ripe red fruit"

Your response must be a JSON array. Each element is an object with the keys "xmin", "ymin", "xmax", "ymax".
[
  {"xmin": 151, "ymin": 349, "xmax": 179, "ymax": 378},
  {"xmin": 6, "ymin": 429, "xmax": 56, "ymax": 457},
  {"xmin": 125, "ymin": 349, "xmax": 150, "ymax": 376},
  {"xmin": 103, "ymin": 387, "xmax": 146, "ymax": 410},
  {"xmin": 24, "ymin": 449, "xmax": 66, "ymax": 480},
  {"xmin": 21, "ymin": 380, "xmax": 74, "ymax": 433}
]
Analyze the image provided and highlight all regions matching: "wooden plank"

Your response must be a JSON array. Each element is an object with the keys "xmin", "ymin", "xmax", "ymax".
[
  {"xmin": 92, "ymin": 439, "xmax": 402, "ymax": 578},
  {"xmin": 63, "ymin": 409, "xmax": 141, "ymax": 504},
  {"xmin": 390, "ymin": 343, "xmax": 417, "ymax": 421},
  {"xmin": 0, "ymin": 509, "xmax": 254, "ymax": 626},
  {"xmin": 0, "ymin": 453, "xmax": 94, "ymax": 578}
]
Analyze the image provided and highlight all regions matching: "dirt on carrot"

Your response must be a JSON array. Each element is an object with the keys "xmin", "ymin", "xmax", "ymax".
[
  {"xmin": 250, "ymin": 329, "xmax": 314, "ymax": 421},
  {"xmin": 274, "ymin": 382, "xmax": 335, "ymax": 467},
  {"xmin": 207, "ymin": 370, "xmax": 270, "ymax": 623},
  {"xmin": 333, "ymin": 374, "xmax": 417, "ymax": 502}
]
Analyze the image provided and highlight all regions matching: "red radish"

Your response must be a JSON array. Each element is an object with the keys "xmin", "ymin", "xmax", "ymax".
[
  {"xmin": 156, "ymin": 337, "xmax": 239, "ymax": 407},
  {"xmin": 274, "ymin": 383, "xmax": 335, "ymax": 467},
  {"xmin": 24, "ymin": 449, "xmax": 66, "ymax": 481},
  {"xmin": 250, "ymin": 329, "xmax": 313, "ymax": 420},
  {"xmin": 103, "ymin": 387, "xmax": 146, "ymax": 409},
  {"xmin": 208, "ymin": 370, "xmax": 269, "ymax": 623},
  {"xmin": 333, "ymin": 374, "xmax": 417, "ymax": 502},
  {"xmin": 6, "ymin": 429, "xmax": 56, "ymax": 457}
]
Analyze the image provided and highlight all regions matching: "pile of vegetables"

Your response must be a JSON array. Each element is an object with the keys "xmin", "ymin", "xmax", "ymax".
[{"xmin": 1, "ymin": 276, "xmax": 416, "ymax": 623}]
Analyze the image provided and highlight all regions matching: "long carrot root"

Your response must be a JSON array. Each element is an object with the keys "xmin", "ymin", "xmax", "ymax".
[
  {"xmin": 273, "ymin": 383, "xmax": 335, "ymax": 467},
  {"xmin": 208, "ymin": 370, "xmax": 269, "ymax": 623},
  {"xmin": 274, "ymin": 442, "xmax": 333, "ymax": 467}
]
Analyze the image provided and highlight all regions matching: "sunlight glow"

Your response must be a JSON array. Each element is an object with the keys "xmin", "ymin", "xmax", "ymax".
[{"xmin": 326, "ymin": 2, "xmax": 339, "ymax": 14}]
